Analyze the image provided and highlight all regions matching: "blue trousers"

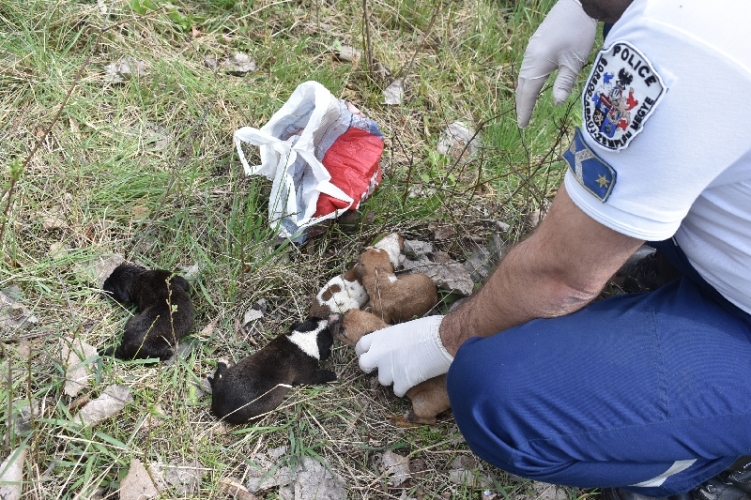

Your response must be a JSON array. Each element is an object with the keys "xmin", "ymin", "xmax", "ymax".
[{"xmin": 447, "ymin": 241, "xmax": 751, "ymax": 496}]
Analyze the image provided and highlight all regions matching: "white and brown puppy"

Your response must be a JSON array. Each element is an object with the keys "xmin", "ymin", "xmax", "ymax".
[
  {"xmin": 309, "ymin": 267, "xmax": 368, "ymax": 318},
  {"xmin": 355, "ymin": 247, "xmax": 438, "ymax": 324},
  {"xmin": 102, "ymin": 264, "xmax": 194, "ymax": 361},
  {"xmin": 208, "ymin": 317, "xmax": 337, "ymax": 425},
  {"xmin": 330, "ymin": 309, "xmax": 451, "ymax": 425},
  {"xmin": 307, "ymin": 233, "xmax": 403, "ymax": 318}
]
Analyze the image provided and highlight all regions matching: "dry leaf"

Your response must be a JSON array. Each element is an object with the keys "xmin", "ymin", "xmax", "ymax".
[
  {"xmin": 383, "ymin": 79, "xmax": 404, "ymax": 105},
  {"xmin": 149, "ymin": 460, "xmax": 204, "ymax": 495},
  {"xmin": 181, "ymin": 263, "xmax": 200, "ymax": 281},
  {"xmin": 222, "ymin": 53, "xmax": 256, "ymax": 76},
  {"xmin": 204, "ymin": 56, "xmax": 219, "ymax": 71},
  {"xmin": 436, "ymin": 121, "xmax": 480, "ymax": 160},
  {"xmin": 373, "ymin": 61, "xmax": 391, "ymax": 80},
  {"xmin": 220, "ymin": 478, "xmax": 259, "ymax": 500},
  {"xmin": 61, "ymin": 336, "xmax": 99, "ymax": 397},
  {"xmin": 243, "ymin": 304, "xmax": 265, "ymax": 325},
  {"xmin": 104, "ymin": 58, "xmax": 149, "ymax": 84},
  {"xmin": 402, "ymin": 257, "xmax": 475, "ymax": 296},
  {"xmin": 334, "ymin": 45, "xmax": 360, "ymax": 63},
  {"xmin": 403, "ymin": 239, "xmax": 433, "ymax": 259},
  {"xmin": 120, "ymin": 459, "xmax": 158, "ymax": 500},
  {"xmin": 277, "ymin": 457, "xmax": 346, "ymax": 500},
  {"xmin": 0, "ymin": 447, "xmax": 25, "ymax": 500},
  {"xmin": 380, "ymin": 450, "xmax": 411, "ymax": 487},
  {"xmin": 75, "ymin": 253, "xmax": 123, "ymax": 288},
  {"xmin": 524, "ymin": 481, "xmax": 569, "ymax": 500},
  {"xmin": 42, "ymin": 214, "xmax": 66, "ymax": 229},
  {"xmin": 199, "ymin": 320, "xmax": 217, "ymax": 337},
  {"xmin": 76, "ymin": 384, "xmax": 133, "ymax": 426},
  {"xmin": 0, "ymin": 288, "xmax": 38, "ymax": 331}
]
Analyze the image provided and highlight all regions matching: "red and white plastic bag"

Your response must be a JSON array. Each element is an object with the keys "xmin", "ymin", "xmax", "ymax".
[{"xmin": 234, "ymin": 81, "xmax": 384, "ymax": 241}]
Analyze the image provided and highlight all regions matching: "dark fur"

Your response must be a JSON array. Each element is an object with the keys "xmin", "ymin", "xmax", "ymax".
[
  {"xmin": 208, "ymin": 318, "xmax": 337, "ymax": 425},
  {"xmin": 102, "ymin": 264, "xmax": 194, "ymax": 361}
]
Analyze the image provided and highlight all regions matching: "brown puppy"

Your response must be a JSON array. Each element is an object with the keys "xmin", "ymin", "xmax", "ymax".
[
  {"xmin": 208, "ymin": 318, "xmax": 336, "ymax": 425},
  {"xmin": 354, "ymin": 248, "xmax": 438, "ymax": 324},
  {"xmin": 102, "ymin": 264, "xmax": 194, "ymax": 361},
  {"xmin": 330, "ymin": 309, "xmax": 451, "ymax": 424}
]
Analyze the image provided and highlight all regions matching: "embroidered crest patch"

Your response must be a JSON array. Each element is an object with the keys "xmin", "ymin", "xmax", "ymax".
[
  {"xmin": 583, "ymin": 41, "xmax": 666, "ymax": 151},
  {"xmin": 564, "ymin": 128, "xmax": 616, "ymax": 202}
]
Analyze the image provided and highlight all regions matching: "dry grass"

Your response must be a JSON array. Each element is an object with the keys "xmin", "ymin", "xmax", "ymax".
[{"xmin": 0, "ymin": 0, "xmax": 594, "ymax": 498}]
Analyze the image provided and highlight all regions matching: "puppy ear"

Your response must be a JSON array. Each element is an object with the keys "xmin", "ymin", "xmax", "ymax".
[
  {"xmin": 171, "ymin": 275, "xmax": 190, "ymax": 293},
  {"xmin": 211, "ymin": 362, "xmax": 228, "ymax": 384},
  {"xmin": 316, "ymin": 328, "xmax": 334, "ymax": 360}
]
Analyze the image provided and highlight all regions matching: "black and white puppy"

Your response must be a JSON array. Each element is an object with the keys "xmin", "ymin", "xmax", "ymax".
[
  {"xmin": 208, "ymin": 317, "xmax": 337, "ymax": 425},
  {"xmin": 102, "ymin": 264, "xmax": 194, "ymax": 361}
]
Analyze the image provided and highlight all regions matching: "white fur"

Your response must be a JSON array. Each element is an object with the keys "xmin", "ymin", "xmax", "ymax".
[
  {"xmin": 388, "ymin": 275, "xmax": 398, "ymax": 284},
  {"xmin": 316, "ymin": 276, "xmax": 368, "ymax": 314},
  {"xmin": 373, "ymin": 233, "xmax": 401, "ymax": 269},
  {"xmin": 287, "ymin": 320, "xmax": 328, "ymax": 360}
]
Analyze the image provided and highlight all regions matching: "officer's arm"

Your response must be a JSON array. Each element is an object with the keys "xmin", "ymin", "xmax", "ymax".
[{"xmin": 440, "ymin": 181, "xmax": 644, "ymax": 356}]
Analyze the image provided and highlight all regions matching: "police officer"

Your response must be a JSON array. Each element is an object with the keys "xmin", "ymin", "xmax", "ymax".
[{"xmin": 356, "ymin": 1, "xmax": 751, "ymax": 499}]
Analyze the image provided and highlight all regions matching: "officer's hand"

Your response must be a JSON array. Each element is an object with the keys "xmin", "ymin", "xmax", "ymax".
[
  {"xmin": 516, "ymin": 0, "xmax": 598, "ymax": 128},
  {"xmin": 356, "ymin": 315, "xmax": 453, "ymax": 397}
]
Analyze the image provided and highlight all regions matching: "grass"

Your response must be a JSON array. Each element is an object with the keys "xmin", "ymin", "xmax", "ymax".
[{"xmin": 0, "ymin": 0, "xmax": 596, "ymax": 498}]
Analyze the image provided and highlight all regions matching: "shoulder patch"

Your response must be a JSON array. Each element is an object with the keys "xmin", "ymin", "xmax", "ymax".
[
  {"xmin": 564, "ymin": 128, "xmax": 617, "ymax": 202},
  {"xmin": 583, "ymin": 41, "xmax": 666, "ymax": 151}
]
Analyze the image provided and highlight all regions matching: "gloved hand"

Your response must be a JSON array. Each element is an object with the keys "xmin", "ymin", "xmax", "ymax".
[
  {"xmin": 516, "ymin": 0, "xmax": 598, "ymax": 128},
  {"xmin": 356, "ymin": 315, "xmax": 453, "ymax": 397}
]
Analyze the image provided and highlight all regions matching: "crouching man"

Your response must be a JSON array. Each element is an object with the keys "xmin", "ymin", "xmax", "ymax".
[{"xmin": 356, "ymin": 1, "xmax": 751, "ymax": 499}]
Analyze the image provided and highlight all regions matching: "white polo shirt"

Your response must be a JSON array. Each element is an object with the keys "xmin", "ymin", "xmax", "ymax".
[{"xmin": 564, "ymin": 0, "xmax": 751, "ymax": 314}]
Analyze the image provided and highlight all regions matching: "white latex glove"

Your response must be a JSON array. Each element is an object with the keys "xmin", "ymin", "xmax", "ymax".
[
  {"xmin": 356, "ymin": 315, "xmax": 453, "ymax": 397},
  {"xmin": 516, "ymin": 0, "xmax": 598, "ymax": 128}
]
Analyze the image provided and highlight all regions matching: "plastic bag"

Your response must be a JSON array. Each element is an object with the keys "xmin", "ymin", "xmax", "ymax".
[{"xmin": 234, "ymin": 81, "xmax": 384, "ymax": 241}]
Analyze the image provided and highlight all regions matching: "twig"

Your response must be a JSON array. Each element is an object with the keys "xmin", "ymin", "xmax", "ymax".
[{"xmin": 362, "ymin": 0, "xmax": 373, "ymax": 74}]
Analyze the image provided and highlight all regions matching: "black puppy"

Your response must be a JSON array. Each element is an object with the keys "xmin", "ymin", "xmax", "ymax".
[
  {"xmin": 208, "ymin": 317, "xmax": 337, "ymax": 424},
  {"xmin": 102, "ymin": 264, "xmax": 194, "ymax": 361}
]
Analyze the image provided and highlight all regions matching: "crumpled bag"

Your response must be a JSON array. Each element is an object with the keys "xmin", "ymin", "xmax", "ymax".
[{"xmin": 234, "ymin": 81, "xmax": 384, "ymax": 241}]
